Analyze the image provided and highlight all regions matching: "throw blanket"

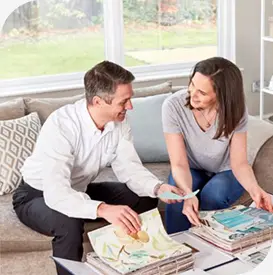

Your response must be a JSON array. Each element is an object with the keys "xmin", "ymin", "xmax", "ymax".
[{"xmin": 247, "ymin": 115, "xmax": 273, "ymax": 165}]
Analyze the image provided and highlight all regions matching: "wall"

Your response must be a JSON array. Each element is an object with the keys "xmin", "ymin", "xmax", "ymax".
[{"xmin": 236, "ymin": 0, "xmax": 273, "ymax": 115}]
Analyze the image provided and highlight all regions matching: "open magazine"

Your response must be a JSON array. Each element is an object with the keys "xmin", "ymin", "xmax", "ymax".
[
  {"xmin": 87, "ymin": 208, "xmax": 194, "ymax": 275},
  {"xmin": 189, "ymin": 205, "xmax": 273, "ymax": 254}
]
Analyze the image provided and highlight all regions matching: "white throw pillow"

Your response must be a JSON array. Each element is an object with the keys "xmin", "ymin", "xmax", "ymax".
[{"xmin": 0, "ymin": 112, "xmax": 41, "ymax": 195}]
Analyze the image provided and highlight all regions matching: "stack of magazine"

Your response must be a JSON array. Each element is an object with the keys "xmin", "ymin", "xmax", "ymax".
[
  {"xmin": 87, "ymin": 208, "xmax": 194, "ymax": 275},
  {"xmin": 189, "ymin": 205, "xmax": 273, "ymax": 255}
]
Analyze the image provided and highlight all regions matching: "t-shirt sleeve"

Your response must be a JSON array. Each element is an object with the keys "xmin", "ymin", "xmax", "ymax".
[
  {"xmin": 162, "ymin": 99, "xmax": 182, "ymax": 134},
  {"xmin": 234, "ymin": 106, "xmax": 248, "ymax": 133}
]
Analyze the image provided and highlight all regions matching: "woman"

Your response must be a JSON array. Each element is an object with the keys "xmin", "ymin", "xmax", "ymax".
[{"xmin": 162, "ymin": 57, "xmax": 273, "ymax": 234}]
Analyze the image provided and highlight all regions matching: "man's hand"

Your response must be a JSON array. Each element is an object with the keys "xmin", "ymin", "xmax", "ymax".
[
  {"xmin": 182, "ymin": 196, "xmax": 201, "ymax": 226},
  {"xmin": 97, "ymin": 203, "xmax": 141, "ymax": 234},
  {"xmin": 157, "ymin": 183, "xmax": 185, "ymax": 204},
  {"xmin": 250, "ymin": 186, "xmax": 273, "ymax": 213}
]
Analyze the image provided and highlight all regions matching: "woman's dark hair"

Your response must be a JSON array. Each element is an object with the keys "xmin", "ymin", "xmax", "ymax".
[{"xmin": 185, "ymin": 57, "xmax": 245, "ymax": 139}]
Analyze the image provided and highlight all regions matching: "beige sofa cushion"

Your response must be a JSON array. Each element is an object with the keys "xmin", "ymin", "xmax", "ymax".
[
  {"xmin": 133, "ymin": 81, "xmax": 172, "ymax": 98},
  {"xmin": 24, "ymin": 82, "xmax": 173, "ymax": 125},
  {"xmin": 24, "ymin": 94, "xmax": 84, "ymax": 124},
  {"xmin": 0, "ymin": 98, "xmax": 25, "ymax": 120}
]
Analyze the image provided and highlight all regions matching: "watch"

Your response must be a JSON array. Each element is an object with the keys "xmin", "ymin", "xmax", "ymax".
[{"xmin": 154, "ymin": 182, "xmax": 164, "ymax": 197}]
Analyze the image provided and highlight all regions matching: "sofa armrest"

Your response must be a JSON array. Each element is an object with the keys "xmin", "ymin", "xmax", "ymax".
[{"xmin": 233, "ymin": 136, "xmax": 273, "ymax": 206}]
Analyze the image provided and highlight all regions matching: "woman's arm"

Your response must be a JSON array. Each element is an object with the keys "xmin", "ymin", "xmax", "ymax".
[
  {"xmin": 164, "ymin": 132, "xmax": 193, "ymax": 194},
  {"xmin": 230, "ymin": 132, "xmax": 259, "ymax": 194},
  {"xmin": 164, "ymin": 132, "xmax": 201, "ymax": 225},
  {"xmin": 230, "ymin": 132, "xmax": 273, "ymax": 212}
]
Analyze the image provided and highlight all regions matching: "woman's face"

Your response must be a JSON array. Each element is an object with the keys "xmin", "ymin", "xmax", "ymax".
[{"xmin": 188, "ymin": 72, "xmax": 217, "ymax": 110}]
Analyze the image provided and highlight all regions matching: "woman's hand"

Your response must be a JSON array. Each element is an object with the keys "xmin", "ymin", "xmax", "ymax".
[
  {"xmin": 250, "ymin": 186, "xmax": 273, "ymax": 212},
  {"xmin": 182, "ymin": 196, "xmax": 201, "ymax": 226},
  {"xmin": 157, "ymin": 183, "xmax": 185, "ymax": 204}
]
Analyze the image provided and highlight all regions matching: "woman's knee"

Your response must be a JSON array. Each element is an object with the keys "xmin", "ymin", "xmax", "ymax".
[
  {"xmin": 200, "ymin": 171, "xmax": 244, "ymax": 210},
  {"xmin": 200, "ymin": 190, "xmax": 230, "ymax": 210}
]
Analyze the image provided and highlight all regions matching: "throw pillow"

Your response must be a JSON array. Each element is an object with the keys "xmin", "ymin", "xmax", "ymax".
[
  {"xmin": 24, "ymin": 93, "xmax": 84, "ymax": 124},
  {"xmin": 0, "ymin": 98, "xmax": 25, "ymax": 120},
  {"xmin": 133, "ymin": 81, "xmax": 172, "ymax": 98},
  {"xmin": 127, "ymin": 93, "xmax": 171, "ymax": 163},
  {"xmin": 0, "ymin": 113, "xmax": 41, "ymax": 195}
]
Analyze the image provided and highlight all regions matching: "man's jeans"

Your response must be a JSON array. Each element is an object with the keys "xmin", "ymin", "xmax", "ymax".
[{"xmin": 165, "ymin": 169, "xmax": 245, "ymax": 234}]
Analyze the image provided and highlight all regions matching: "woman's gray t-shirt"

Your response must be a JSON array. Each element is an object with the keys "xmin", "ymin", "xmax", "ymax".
[{"xmin": 162, "ymin": 90, "xmax": 248, "ymax": 173}]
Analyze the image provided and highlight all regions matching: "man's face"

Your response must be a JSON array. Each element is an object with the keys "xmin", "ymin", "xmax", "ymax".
[{"xmin": 104, "ymin": 83, "xmax": 134, "ymax": 122}]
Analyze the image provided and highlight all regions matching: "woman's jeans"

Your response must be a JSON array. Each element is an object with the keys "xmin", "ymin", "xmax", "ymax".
[{"xmin": 165, "ymin": 169, "xmax": 245, "ymax": 234}]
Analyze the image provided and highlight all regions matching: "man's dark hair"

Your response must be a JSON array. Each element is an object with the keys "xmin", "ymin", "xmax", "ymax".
[
  {"xmin": 84, "ymin": 60, "xmax": 135, "ymax": 104},
  {"xmin": 185, "ymin": 57, "xmax": 245, "ymax": 139}
]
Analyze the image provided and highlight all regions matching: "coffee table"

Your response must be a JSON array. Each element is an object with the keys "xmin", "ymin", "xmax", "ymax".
[
  {"xmin": 53, "ymin": 230, "xmax": 255, "ymax": 275},
  {"xmin": 171, "ymin": 231, "xmax": 254, "ymax": 275}
]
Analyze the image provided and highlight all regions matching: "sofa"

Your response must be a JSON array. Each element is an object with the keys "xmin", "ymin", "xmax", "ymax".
[{"xmin": 1, "ymin": 82, "xmax": 273, "ymax": 275}]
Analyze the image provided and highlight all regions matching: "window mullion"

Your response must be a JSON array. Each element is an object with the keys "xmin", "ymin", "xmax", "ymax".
[
  {"xmin": 217, "ymin": 0, "xmax": 236, "ymax": 62},
  {"xmin": 103, "ymin": 0, "xmax": 124, "ymax": 65}
]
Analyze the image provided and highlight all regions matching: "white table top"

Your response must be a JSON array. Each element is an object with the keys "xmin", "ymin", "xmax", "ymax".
[{"xmin": 171, "ymin": 231, "xmax": 254, "ymax": 275}]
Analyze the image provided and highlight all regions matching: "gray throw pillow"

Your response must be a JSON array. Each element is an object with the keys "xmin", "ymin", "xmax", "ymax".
[{"xmin": 127, "ymin": 93, "xmax": 171, "ymax": 163}]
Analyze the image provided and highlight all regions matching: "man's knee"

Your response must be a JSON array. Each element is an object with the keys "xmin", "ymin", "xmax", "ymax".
[{"xmin": 53, "ymin": 212, "xmax": 84, "ymax": 241}]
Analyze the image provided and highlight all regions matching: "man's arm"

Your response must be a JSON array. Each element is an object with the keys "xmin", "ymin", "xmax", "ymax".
[
  {"xmin": 111, "ymin": 119, "xmax": 161, "ymax": 198},
  {"xmin": 39, "ymin": 118, "xmax": 103, "ymax": 219}
]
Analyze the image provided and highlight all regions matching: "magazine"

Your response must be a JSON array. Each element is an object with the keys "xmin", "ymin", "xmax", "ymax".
[
  {"xmin": 87, "ymin": 208, "xmax": 194, "ymax": 275},
  {"xmin": 189, "ymin": 205, "xmax": 273, "ymax": 254}
]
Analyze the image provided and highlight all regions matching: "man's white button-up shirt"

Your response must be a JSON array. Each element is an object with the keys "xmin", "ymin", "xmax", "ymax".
[{"xmin": 21, "ymin": 99, "xmax": 161, "ymax": 220}]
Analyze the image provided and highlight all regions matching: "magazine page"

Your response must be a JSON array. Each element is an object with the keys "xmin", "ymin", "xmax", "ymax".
[{"xmin": 88, "ymin": 208, "xmax": 192, "ymax": 275}]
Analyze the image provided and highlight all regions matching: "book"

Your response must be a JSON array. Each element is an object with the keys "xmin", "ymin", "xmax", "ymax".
[
  {"xmin": 87, "ymin": 208, "xmax": 194, "ymax": 275},
  {"xmin": 51, "ymin": 256, "xmax": 208, "ymax": 275},
  {"xmin": 189, "ymin": 205, "xmax": 273, "ymax": 254},
  {"xmin": 234, "ymin": 240, "xmax": 272, "ymax": 267}
]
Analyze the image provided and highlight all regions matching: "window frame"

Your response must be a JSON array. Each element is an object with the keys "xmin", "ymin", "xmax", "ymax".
[{"xmin": 0, "ymin": 0, "xmax": 236, "ymax": 96}]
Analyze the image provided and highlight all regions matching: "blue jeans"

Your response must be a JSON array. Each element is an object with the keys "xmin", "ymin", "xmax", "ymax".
[{"xmin": 165, "ymin": 169, "xmax": 245, "ymax": 234}]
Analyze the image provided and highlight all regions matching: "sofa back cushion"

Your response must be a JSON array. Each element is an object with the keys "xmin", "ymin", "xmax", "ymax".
[
  {"xmin": 0, "ymin": 112, "xmax": 41, "ymax": 195},
  {"xmin": 133, "ymin": 81, "xmax": 172, "ymax": 98},
  {"xmin": 0, "ymin": 98, "xmax": 25, "ymax": 120},
  {"xmin": 24, "ymin": 94, "xmax": 84, "ymax": 124},
  {"xmin": 128, "ymin": 93, "xmax": 171, "ymax": 163},
  {"xmin": 24, "ymin": 82, "xmax": 173, "ymax": 125}
]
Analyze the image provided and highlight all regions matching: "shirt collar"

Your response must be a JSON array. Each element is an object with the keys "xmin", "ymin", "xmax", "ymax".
[{"xmin": 80, "ymin": 99, "xmax": 115, "ymax": 135}]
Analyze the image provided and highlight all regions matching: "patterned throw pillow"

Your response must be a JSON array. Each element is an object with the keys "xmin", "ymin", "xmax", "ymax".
[{"xmin": 0, "ymin": 112, "xmax": 41, "ymax": 195}]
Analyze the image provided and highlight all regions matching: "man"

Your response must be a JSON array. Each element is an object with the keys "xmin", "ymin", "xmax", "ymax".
[{"xmin": 12, "ymin": 61, "xmax": 184, "ymax": 275}]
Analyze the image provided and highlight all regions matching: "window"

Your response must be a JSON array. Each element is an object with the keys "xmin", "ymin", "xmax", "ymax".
[
  {"xmin": 0, "ymin": 0, "xmax": 234, "ymax": 95},
  {"xmin": 0, "ymin": 0, "xmax": 104, "ymax": 79},
  {"xmin": 123, "ymin": 0, "xmax": 217, "ymax": 66}
]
